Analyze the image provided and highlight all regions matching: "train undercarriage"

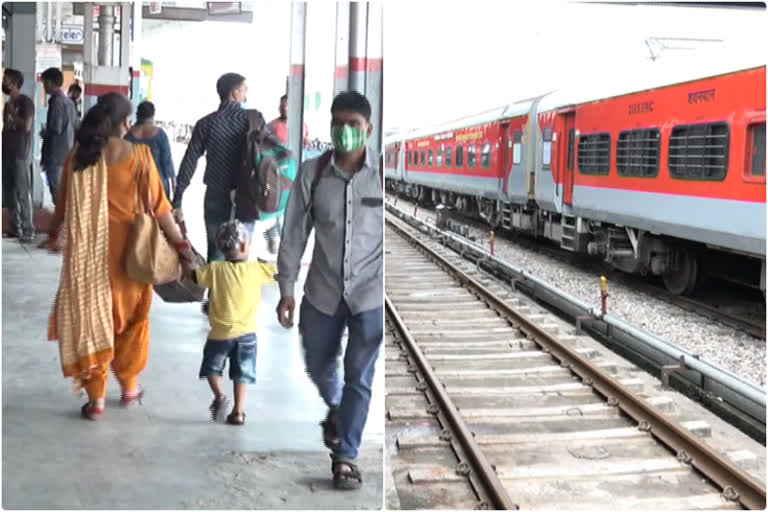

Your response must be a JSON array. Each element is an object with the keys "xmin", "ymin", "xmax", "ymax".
[{"xmin": 387, "ymin": 180, "xmax": 766, "ymax": 297}]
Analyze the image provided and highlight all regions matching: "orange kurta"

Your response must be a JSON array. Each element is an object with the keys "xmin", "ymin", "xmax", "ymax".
[{"xmin": 49, "ymin": 145, "xmax": 171, "ymax": 399}]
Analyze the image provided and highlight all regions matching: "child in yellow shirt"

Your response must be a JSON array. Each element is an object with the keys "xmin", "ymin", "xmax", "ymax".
[{"xmin": 193, "ymin": 220, "xmax": 276, "ymax": 425}]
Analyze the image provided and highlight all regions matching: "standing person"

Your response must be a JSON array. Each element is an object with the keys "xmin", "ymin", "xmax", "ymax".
[
  {"xmin": 193, "ymin": 220, "xmax": 276, "ymax": 425},
  {"xmin": 40, "ymin": 67, "xmax": 78, "ymax": 206},
  {"xmin": 172, "ymin": 72, "xmax": 272, "ymax": 314},
  {"xmin": 276, "ymin": 91, "xmax": 383, "ymax": 490},
  {"xmin": 267, "ymin": 94, "xmax": 310, "ymax": 146},
  {"xmin": 40, "ymin": 92, "xmax": 195, "ymax": 420},
  {"xmin": 2, "ymin": 68, "xmax": 36, "ymax": 242},
  {"xmin": 262, "ymin": 94, "xmax": 308, "ymax": 254},
  {"xmin": 67, "ymin": 82, "xmax": 82, "ymax": 118},
  {"xmin": 125, "ymin": 101, "xmax": 176, "ymax": 199}
]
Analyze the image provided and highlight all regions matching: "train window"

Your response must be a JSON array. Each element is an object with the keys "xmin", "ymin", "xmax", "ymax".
[
  {"xmin": 446, "ymin": 146, "xmax": 453, "ymax": 167},
  {"xmin": 513, "ymin": 131, "xmax": 522, "ymax": 165},
  {"xmin": 617, "ymin": 128, "xmax": 660, "ymax": 178},
  {"xmin": 420, "ymin": 150, "xmax": 425, "ymax": 166},
  {"xmin": 428, "ymin": 149, "xmax": 434, "ymax": 167},
  {"xmin": 578, "ymin": 133, "xmax": 611, "ymax": 175},
  {"xmin": 542, "ymin": 128, "xmax": 553, "ymax": 168},
  {"xmin": 748, "ymin": 123, "xmax": 766, "ymax": 177},
  {"xmin": 456, "ymin": 145, "xmax": 464, "ymax": 167},
  {"xmin": 408, "ymin": 151, "xmax": 412, "ymax": 166},
  {"xmin": 567, "ymin": 129, "xmax": 575, "ymax": 171},
  {"xmin": 668, "ymin": 122, "xmax": 729, "ymax": 181},
  {"xmin": 481, "ymin": 142, "xmax": 492, "ymax": 168},
  {"xmin": 437, "ymin": 148, "xmax": 444, "ymax": 167},
  {"xmin": 468, "ymin": 144, "xmax": 477, "ymax": 168}
]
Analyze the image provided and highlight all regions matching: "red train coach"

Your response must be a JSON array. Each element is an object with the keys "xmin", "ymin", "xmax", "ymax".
[{"xmin": 386, "ymin": 66, "xmax": 766, "ymax": 295}]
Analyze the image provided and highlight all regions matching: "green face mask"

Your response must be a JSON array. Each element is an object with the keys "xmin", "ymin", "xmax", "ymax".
[{"xmin": 331, "ymin": 125, "xmax": 367, "ymax": 153}]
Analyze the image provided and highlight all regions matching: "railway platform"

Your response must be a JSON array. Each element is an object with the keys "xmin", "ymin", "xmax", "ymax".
[{"xmin": 1, "ymin": 149, "xmax": 384, "ymax": 509}]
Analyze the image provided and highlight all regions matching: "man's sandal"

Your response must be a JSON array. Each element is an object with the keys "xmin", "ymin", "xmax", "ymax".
[
  {"xmin": 320, "ymin": 408, "xmax": 340, "ymax": 450},
  {"xmin": 332, "ymin": 460, "xmax": 362, "ymax": 490},
  {"xmin": 80, "ymin": 402, "xmax": 105, "ymax": 421},
  {"xmin": 226, "ymin": 411, "xmax": 246, "ymax": 426}
]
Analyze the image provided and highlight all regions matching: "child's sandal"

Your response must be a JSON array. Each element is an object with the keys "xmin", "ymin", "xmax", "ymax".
[{"xmin": 226, "ymin": 411, "xmax": 246, "ymax": 425}]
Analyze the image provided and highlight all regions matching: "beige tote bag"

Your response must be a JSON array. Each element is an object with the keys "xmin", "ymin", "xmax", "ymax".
[{"xmin": 125, "ymin": 146, "xmax": 181, "ymax": 285}]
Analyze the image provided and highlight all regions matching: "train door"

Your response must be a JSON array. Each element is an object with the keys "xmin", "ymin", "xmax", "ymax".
[
  {"xmin": 562, "ymin": 112, "xmax": 576, "ymax": 205},
  {"xmin": 501, "ymin": 123, "xmax": 511, "ymax": 194}
]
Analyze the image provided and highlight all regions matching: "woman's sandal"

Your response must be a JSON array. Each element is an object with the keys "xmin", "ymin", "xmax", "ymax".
[
  {"xmin": 226, "ymin": 411, "xmax": 246, "ymax": 426},
  {"xmin": 80, "ymin": 402, "xmax": 105, "ymax": 421},
  {"xmin": 332, "ymin": 460, "xmax": 362, "ymax": 490},
  {"xmin": 121, "ymin": 387, "xmax": 144, "ymax": 407}
]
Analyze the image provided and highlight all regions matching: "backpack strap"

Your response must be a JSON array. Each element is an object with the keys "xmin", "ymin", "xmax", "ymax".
[{"xmin": 306, "ymin": 149, "xmax": 334, "ymax": 213}]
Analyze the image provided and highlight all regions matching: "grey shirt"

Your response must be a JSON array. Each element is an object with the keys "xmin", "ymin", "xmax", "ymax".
[
  {"xmin": 277, "ymin": 148, "xmax": 383, "ymax": 316},
  {"xmin": 41, "ymin": 90, "xmax": 77, "ymax": 168}
]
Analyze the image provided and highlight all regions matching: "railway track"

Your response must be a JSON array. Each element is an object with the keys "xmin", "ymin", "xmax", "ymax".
[
  {"xmin": 388, "ymin": 195, "xmax": 765, "ymax": 340},
  {"xmin": 385, "ymin": 213, "xmax": 765, "ymax": 510}
]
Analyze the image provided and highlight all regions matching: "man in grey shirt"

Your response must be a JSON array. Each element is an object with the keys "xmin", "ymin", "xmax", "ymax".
[
  {"xmin": 40, "ymin": 67, "xmax": 77, "ymax": 205},
  {"xmin": 276, "ymin": 91, "xmax": 383, "ymax": 490}
]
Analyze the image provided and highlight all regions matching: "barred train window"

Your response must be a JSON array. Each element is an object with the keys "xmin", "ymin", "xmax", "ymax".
[
  {"xmin": 617, "ymin": 128, "xmax": 660, "ymax": 178},
  {"xmin": 542, "ymin": 128, "xmax": 553, "ymax": 168},
  {"xmin": 578, "ymin": 133, "xmax": 611, "ymax": 175},
  {"xmin": 456, "ymin": 145, "xmax": 464, "ymax": 167},
  {"xmin": 749, "ymin": 123, "xmax": 766, "ymax": 177},
  {"xmin": 437, "ymin": 148, "xmax": 443, "ymax": 167},
  {"xmin": 420, "ymin": 150, "xmax": 425, "ymax": 167},
  {"xmin": 468, "ymin": 144, "xmax": 477, "ymax": 168},
  {"xmin": 513, "ymin": 131, "xmax": 522, "ymax": 165},
  {"xmin": 668, "ymin": 122, "xmax": 729, "ymax": 181},
  {"xmin": 481, "ymin": 142, "xmax": 492, "ymax": 168},
  {"xmin": 445, "ymin": 146, "xmax": 453, "ymax": 167},
  {"xmin": 428, "ymin": 149, "xmax": 433, "ymax": 167}
]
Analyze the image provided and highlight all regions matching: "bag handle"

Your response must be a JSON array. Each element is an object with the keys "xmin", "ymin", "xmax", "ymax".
[{"xmin": 133, "ymin": 145, "xmax": 155, "ymax": 217}]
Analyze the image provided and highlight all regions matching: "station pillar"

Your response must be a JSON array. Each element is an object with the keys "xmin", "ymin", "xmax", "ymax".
[
  {"xmin": 287, "ymin": 2, "xmax": 307, "ymax": 163},
  {"xmin": 332, "ymin": 2, "xmax": 383, "ymax": 152},
  {"xmin": 130, "ymin": 3, "xmax": 142, "ymax": 112},
  {"xmin": 82, "ymin": 2, "xmax": 132, "ymax": 112}
]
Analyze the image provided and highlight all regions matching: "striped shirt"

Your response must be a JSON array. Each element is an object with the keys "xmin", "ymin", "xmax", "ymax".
[{"xmin": 172, "ymin": 101, "xmax": 249, "ymax": 209}]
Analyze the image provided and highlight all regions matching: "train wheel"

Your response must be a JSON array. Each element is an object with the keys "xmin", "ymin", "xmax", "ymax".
[{"xmin": 662, "ymin": 249, "xmax": 698, "ymax": 296}]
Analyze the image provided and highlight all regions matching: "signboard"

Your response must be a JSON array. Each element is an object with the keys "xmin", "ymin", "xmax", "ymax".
[
  {"xmin": 149, "ymin": 2, "xmax": 162, "ymax": 14},
  {"xmin": 207, "ymin": 2, "xmax": 241, "ymax": 15},
  {"xmin": 35, "ymin": 43, "xmax": 62, "ymax": 74},
  {"xmin": 60, "ymin": 24, "xmax": 84, "ymax": 45}
]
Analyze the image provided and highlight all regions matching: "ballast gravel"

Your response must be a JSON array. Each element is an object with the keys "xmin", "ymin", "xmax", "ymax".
[{"xmin": 387, "ymin": 197, "xmax": 766, "ymax": 387}]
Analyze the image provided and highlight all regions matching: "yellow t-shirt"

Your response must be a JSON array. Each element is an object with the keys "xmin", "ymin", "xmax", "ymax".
[{"xmin": 195, "ymin": 260, "xmax": 277, "ymax": 340}]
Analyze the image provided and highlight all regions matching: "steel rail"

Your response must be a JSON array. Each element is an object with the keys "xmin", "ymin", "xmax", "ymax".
[
  {"xmin": 387, "ymin": 215, "xmax": 767, "ymax": 510},
  {"xmin": 387, "ymin": 202, "xmax": 766, "ymax": 411},
  {"xmin": 385, "ymin": 296, "xmax": 517, "ymax": 510}
]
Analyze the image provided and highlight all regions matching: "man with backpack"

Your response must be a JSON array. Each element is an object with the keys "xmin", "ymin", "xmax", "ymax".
[
  {"xmin": 276, "ymin": 91, "xmax": 383, "ymax": 490},
  {"xmin": 172, "ymin": 73, "xmax": 274, "ymax": 313}
]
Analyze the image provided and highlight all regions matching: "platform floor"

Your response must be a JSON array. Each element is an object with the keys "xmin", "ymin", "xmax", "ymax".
[{"xmin": 1, "ymin": 151, "xmax": 384, "ymax": 509}]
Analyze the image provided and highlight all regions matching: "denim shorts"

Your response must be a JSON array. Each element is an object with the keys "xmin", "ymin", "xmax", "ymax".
[{"xmin": 198, "ymin": 333, "xmax": 257, "ymax": 384}]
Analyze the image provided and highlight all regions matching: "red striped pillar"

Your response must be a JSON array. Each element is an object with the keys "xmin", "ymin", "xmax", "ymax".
[
  {"xmin": 287, "ymin": 2, "xmax": 307, "ymax": 162},
  {"xmin": 333, "ymin": 3, "xmax": 350, "ymax": 98},
  {"xmin": 364, "ymin": 3, "xmax": 383, "ymax": 153},
  {"xmin": 348, "ymin": 2, "xmax": 367, "ymax": 95}
]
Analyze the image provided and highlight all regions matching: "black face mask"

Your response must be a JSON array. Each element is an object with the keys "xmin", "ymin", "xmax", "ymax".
[{"xmin": 1, "ymin": 85, "xmax": 11, "ymax": 95}]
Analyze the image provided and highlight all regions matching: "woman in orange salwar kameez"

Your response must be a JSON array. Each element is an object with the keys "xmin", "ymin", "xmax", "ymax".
[{"xmin": 42, "ymin": 93, "xmax": 194, "ymax": 420}]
